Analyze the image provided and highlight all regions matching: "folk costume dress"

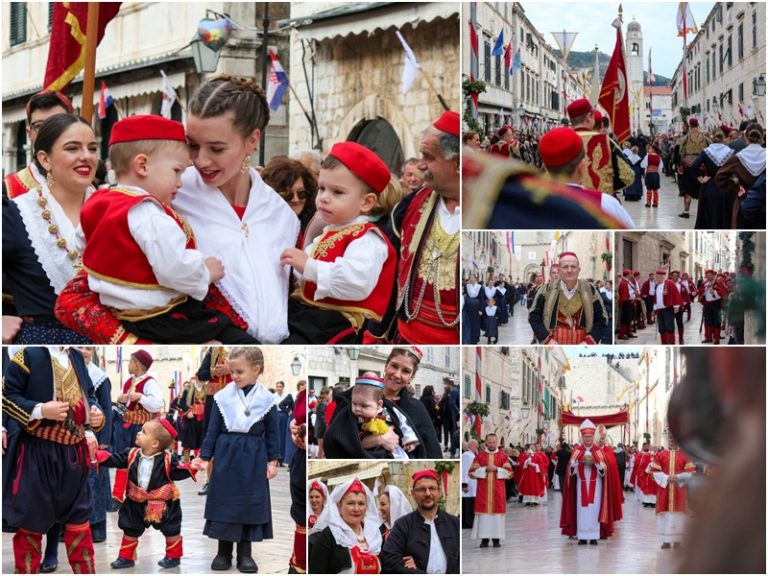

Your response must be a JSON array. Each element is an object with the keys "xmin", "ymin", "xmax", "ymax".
[
  {"xmin": 77, "ymin": 185, "xmax": 257, "ymax": 344},
  {"xmin": 654, "ymin": 278, "xmax": 683, "ymax": 344},
  {"xmin": 650, "ymin": 449, "xmax": 696, "ymax": 545},
  {"xmin": 201, "ymin": 380, "xmax": 280, "ymax": 543},
  {"xmin": 172, "ymin": 166, "xmax": 300, "ymax": 343},
  {"xmin": 2, "ymin": 347, "xmax": 105, "ymax": 574},
  {"xmin": 697, "ymin": 277, "xmax": 728, "ymax": 344},
  {"xmin": 3, "ymin": 179, "xmax": 92, "ymax": 344},
  {"xmin": 395, "ymin": 189, "xmax": 461, "ymax": 344},
  {"xmin": 469, "ymin": 448, "xmax": 513, "ymax": 541},
  {"xmin": 462, "ymin": 281, "xmax": 482, "ymax": 344},
  {"xmin": 483, "ymin": 305, "xmax": 499, "ymax": 343},
  {"xmin": 678, "ymin": 130, "xmax": 710, "ymax": 199},
  {"xmin": 528, "ymin": 280, "xmax": 607, "ymax": 344},
  {"xmin": 378, "ymin": 485, "xmax": 412, "ymax": 541},
  {"xmin": 3, "ymin": 163, "xmax": 43, "ymax": 199},
  {"xmin": 308, "ymin": 480, "xmax": 329, "ymax": 532},
  {"xmin": 98, "ymin": 447, "xmax": 195, "ymax": 562},
  {"xmin": 286, "ymin": 215, "xmax": 396, "ymax": 344},
  {"xmin": 177, "ymin": 382, "xmax": 207, "ymax": 451},
  {"xmin": 309, "ymin": 479, "xmax": 382, "ymax": 574},
  {"xmin": 641, "ymin": 152, "xmax": 664, "ymax": 206},
  {"xmin": 692, "ymin": 144, "xmax": 735, "ymax": 229},
  {"xmin": 86, "ymin": 361, "xmax": 113, "ymax": 539},
  {"xmin": 715, "ymin": 143, "xmax": 766, "ymax": 229}
]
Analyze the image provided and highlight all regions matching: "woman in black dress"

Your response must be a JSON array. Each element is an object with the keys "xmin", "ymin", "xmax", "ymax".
[{"xmin": 693, "ymin": 130, "xmax": 735, "ymax": 229}]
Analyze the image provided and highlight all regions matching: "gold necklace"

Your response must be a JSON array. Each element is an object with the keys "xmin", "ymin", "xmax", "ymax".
[{"xmin": 37, "ymin": 187, "xmax": 80, "ymax": 263}]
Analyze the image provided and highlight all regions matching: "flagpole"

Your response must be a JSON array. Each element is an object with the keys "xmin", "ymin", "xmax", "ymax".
[
  {"xmin": 421, "ymin": 72, "xmax": 449, "ymax": 111},
  {"xmin": 259, "ymin": 3, "xmax": 270, "ymax": 167},
  {"xmin": 81, "ymin": 2, "xmax": 100, "ymax": 123}
]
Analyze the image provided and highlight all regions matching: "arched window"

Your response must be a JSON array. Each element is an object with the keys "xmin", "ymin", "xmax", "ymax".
[
  {"xmin": 347, "ymin": 117, "xmax": 404, "ymax": 176},
  {"xmin": 631, "ymin": 42, "xmax": 640, "ymax": 56}
]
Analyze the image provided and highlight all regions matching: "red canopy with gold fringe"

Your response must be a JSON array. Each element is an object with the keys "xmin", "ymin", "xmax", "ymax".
[{"xmin": 560, "ymin": 407, "xmax": 629, "ymax": 428}]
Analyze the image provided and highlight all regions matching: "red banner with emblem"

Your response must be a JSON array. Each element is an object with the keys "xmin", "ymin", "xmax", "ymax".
[{"xmin": 598, "ymin": 25, "xmax": 630, "ymax": 143}]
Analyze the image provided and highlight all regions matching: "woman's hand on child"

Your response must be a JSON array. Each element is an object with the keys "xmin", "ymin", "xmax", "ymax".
[
  {"xmin": 267, "ymin": 461, "xmax": 278, "ymax": 480},
  {"xmin": 279, "ymin": 248, "xmax": 308, "ymax": 274},
  {"xmin": 205, "ymin": 257, "xmax": 226, "ymax": 283},
  {"xmin": 190, "ymin": 458, "xmax": 209, "ymax": 471}
]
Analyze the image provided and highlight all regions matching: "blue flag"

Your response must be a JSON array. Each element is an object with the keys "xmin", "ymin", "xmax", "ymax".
[{"xmin": 492, "ymin": 29, "xmax": 504, "ymax": 57}]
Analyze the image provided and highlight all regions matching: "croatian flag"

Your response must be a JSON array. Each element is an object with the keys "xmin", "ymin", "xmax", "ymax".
[
  {"xmin": 267, "ymin": 49, "xmax": 289, "ymax": 111},
  {"xmin": 97, "ymin": 81, "xmax": 115, "ymax": 119}
]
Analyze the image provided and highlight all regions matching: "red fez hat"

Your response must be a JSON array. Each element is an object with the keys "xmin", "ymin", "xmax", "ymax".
[
  {"xmin": 720, "ymin": 124, "xmax": 732, "ymax": 135},
  {"xmin": 648, "ymin": 272, "xmax": 654, "ymax": 276},
  {"xmin": 671, "ymin": 270, "xmax": 680, "ymax": 276},
  {"xmin": 328, "ymin": 141, "xmax": 390, "ymax": 194},
  {"xmin": 655, "ymin": 269, "xmax": 667, "ymax": 275},
  {"xmin": 408, "ymin": 346, "xmax": 423, "ymax": 361},
  {"xmin": 433, "ymin": 111, "xmax": 460, "ymax": 137},
  {"xmin": 109, "ymin": 115, "xmax": 186, "ymax": 146},
  {"xmin": 539, "ymin": 127, "xmax": 584, "ymax": 168},
  {"xmin": 26, "ymin": 90, "xmax": 74, "ymax": 118},
  {"xmin": 158, "ymin": 418, "xmax": 177, "ymax": 439},
  {"xmin": 131, "ymin": 349, "xmax": 153, "ymax": 369},
  {"xmin": 593, "ymin": 110, "xmax": 603, "ymax": 123},
  {"xmin": 705, "ymin": 269, "xmax": 716, "ymax": 276},
  {"xmin": 566, "ymin": 98, "xmax": 593, "ymax": 119},
  {"xmin": 412, "ymin": 469, "xmax": 438, "ymax": 484},
  {"xmin": 633, "ymin": 271, "xmax": 641, "ymax": 277},
  {"xmin": 309, "ymin": 480, "xmax": 326, "ymax": 494},
  {"xmin": 559, "ymin": 251, "xmax": 579, "ymax": 262},
  {"xmin": 498, "ymin": 124, "xmax": 514, "ymax": 137},
  {"xmin": 550, "ymin": 263, "xmax": 559, "ymax": 269},
  {"xmin": 623, "ymin": 269, "xmax": 632, "ymax": 277},
  {"xmin": 688, "ymin": 117, "xmax": 699, "ymax": 127},
  {"xmin": 344, "ymin": 478, "xmax": 366, "ymax": 496}
]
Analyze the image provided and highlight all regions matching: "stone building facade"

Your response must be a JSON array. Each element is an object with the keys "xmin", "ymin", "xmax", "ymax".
[
  {"xmin": 616, "ymin": 231, "xmax": 690, "ymax": 277},
  {"xmin": 283, "ymin": 3, "xmax": 459, "ymax": 173}
]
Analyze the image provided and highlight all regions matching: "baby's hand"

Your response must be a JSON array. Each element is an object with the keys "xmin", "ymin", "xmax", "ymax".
[
  {"xmin": 280, "ymin": 248, "xmax": 308, "ymax": 274},
  {"xmin": 404, "ymin": 440, "xmax": 420, "ymax": 452},
  {"xmin": 267, "ymin": 460, "xmax": 278, "ymax": 480},
  {"xmin": 205, "ymin": 257, "xmax": 225, "ymax": 282},
  {"xmin": 190, "ymin": 458, "xmax": 208, "ymax": 471}
]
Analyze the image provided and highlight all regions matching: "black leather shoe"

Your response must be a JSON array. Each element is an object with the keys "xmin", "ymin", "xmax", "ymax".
[
  {"xmin": 158, "ymin": 556, "xmax": 181, "ymax": 569},
  {"xmin": 661, "ymin": 542, "xmax": 671, "ymax": 549},
  {"xmin": 479, "ymin": 539, "xmax": 489, "ymax": 548},
  {"xmin": 589, "ymin": 540, "xmax": 598, "ymax": 545},
  {"xmin": 198, "ymin": 482, "xmax": 209, "ymax": 496},
  {"xmin": 492, "ymin": 539, "xmax": 501, "ymax": 548},
  {"xmin": 578, "ymin": 540, "xmax": 587, "ymax": 545},
  {"xmin": 236, "ymin": 542, "xmax": 258, "ymax": 573},
  {"xmin": 40, "ymin": 560, "xmax": 58, "ymax": 573},
  {"xmin": 110, "ymin": 557, "xmax": 135, "ymax": 569}
]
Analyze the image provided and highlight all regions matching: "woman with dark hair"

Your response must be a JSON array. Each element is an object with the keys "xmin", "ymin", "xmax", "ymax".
[
  {"xmin": 323, "ymin": 347, "xmax": 442, "ymax": 459},
  {"xmin": 2, "ymin": 114, "xmax": 98, "ymax": 344},
  {"xmin": 716, "ymin": 122, "xmax": 766, "ymax": 229},
  {"xmin": 418, "ymin": 385, "xmax": 438, "ymax": 435},
  {"xmin": 261, "ymin": 157, "xmax": 317, "ymax": 238},
  {"xmin": 692, "ymin": 130, "xmax": 735, "ymax": 229}
]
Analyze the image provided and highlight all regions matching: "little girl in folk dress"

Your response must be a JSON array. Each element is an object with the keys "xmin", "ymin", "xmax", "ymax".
[{"xmin": 192, "ymin": 347, "xmax": 280, "ymax": 573}]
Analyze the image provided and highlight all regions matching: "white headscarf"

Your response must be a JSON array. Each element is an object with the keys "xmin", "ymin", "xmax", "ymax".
[
  {"xmin": 308, "ymin": 479, "xmax": 329, "ymax": 517},
  {"xmin": 312, "ymin": 478, "xmax": 383, "ymax": 554},
  {"xmin": 382, "ymin": 485, "xmax": 413, "ymax": 529}
]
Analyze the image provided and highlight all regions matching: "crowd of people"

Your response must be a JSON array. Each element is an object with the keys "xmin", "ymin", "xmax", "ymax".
[
  {"xmin": 307, "ymin": 470, "xmax": 460, "ymax": 574},
  {"xmin": 462, "ymin": 252, "xmax": 613, "ymax": 344},
  {"xmin": 463, "ymin": 97, "xmax": 765, "ymax": 231},
  {"xmin": 3, "ymin": 84, "xmax": 461, "ymax": 346},
  {"xmin": 616, "ymin": 267, "xmax": 740, "ymax": 344},
  {"xmin": 1, "ymin": 346, "xmax": 306, "ymax": 573}
]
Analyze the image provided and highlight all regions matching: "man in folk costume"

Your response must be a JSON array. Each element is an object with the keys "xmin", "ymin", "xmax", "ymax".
[
  {"xmin": 596, "ymin": 425, "xmax": 624, "ymax": 540},
  {"xmin": 111, "ymin": 350, "xmax": 163, "ymax": 506},
  {"xmin": 640, "ymin": 272, "xmax": 656, "ymax": 325},
  {"xmin": 670, "ymin": 271, "xmax": 690, "ymax": 344},
  {"xmin": 561, "ymin": 419, "xmax": 610, "ymax": 545},
  {"xmin": 650, "ymin": 434, "xmax": 696, "ymax": 549},
  {"xmin": 680, "ymin": 273, "xmax": 694, "ymax": 321},
  {"xmin": 697, "ymin": 269, "xmax": 728, "ymax": 344},
  {"xmin": 566, "ymin": 98, "xmax": 634, "ymax": 198},
  {"xmin": 518, "ymin": 444, "xmax": 549, "ymax": 507},
  {"xmin": 2, "ymin": 90, "xmax": 73, "ymax": 199},
  {"xmin": 195, "ymin": 346, "xmax": 231, "ymax": 495},
  {"xmin": 469, "ymin": 433, "xmax": 513, "ymax": 548},
  {"xmin": 617, "ymin": 269, "xmax": 636, "ymax": 340},
  {"xmin": 677, "ymin": 117, "xmax": 710, "ymax": 219},
  {"xmin": 529, "ymin": 252, "xmax": 608, "ymax": 344},
  {"xmin": 653, "ymin": 269, "xmax": 682, "ymax": 345},
  {"xmin": 488, "ymin": 125, "xmax": 521, "ymax": 160},
  {"xmin": 395, "ymin": 111, "xmax": 460, "ymax": 344},
  {"xmin": 632, "ymin": 271, "xmax": 646, "ymax": 331}
]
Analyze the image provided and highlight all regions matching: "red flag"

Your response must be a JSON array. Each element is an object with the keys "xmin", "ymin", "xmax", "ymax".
[
  {"xmin": 468, "ymin": 21, "xmax": 479, "ymax": 118},
  {"xmin": 504, "ymin": 42, "xmax": 512, "ymax": 74},
  {"xmin": 44, "ymin": 2, "xmax": 121, "ymax": 92},
  {"xmin": 599, "ymin": 25, "xmax": 630, "ymax": 143}
]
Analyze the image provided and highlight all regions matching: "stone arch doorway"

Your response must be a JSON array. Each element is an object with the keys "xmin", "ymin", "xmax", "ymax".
[
  {"xmin": 523, "ymin": 264, "xmax": 541, "ymax": 283},
  {"xmin": 347, "ymin": 117, "xmax": 404, "ymax": 176}
]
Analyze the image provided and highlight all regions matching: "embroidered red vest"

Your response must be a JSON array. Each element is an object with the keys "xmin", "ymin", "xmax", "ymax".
[
  {"xmin": 81, "ymin": 187, "xmax": 195, "ymax": 288},
  {"xmin": 3, "ymin": 166, "xmax": 40, "ymax": 199},
  {"xmin": 300, "ymin": 222, "xmax": 395, "ymax": 321},
  {"xmin": 122, "ymin": 375, "xmax": 158, "ymax": 424},
  {"xmin": 646, "ymin": 153, "xmax": 661, "ymax": 169},
  {"xmin": 397, "ymin": 188, "xmax": 459, "ymax": 343}
]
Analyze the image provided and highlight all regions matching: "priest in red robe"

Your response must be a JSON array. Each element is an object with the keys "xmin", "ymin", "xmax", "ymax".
[
  {"xmin": 518, "ymin": 445, "xmax": 549, "ymax": 507},
  {"xmin": 635, "ymin": 444, "xmax": 658, "ymax": 507},
  {"xmin": 651, "ymin": 435, "xmax": 696, "ymax": 549},
  {"xmin": 468, "ymin": 433, "xmax": 513, "ymax": 548},
  {"xmin": 596, "ymin": 426, "xmax": 624, "ymax": 539}
]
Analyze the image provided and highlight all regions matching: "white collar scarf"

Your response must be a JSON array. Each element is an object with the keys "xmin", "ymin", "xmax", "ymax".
[
  {"xmin": 173, "ymin": 166, "xmax": 300, "ymax": 343},
  {"xmin": 87, "ymin": 362, "xmax": 109, "ymax": 392},
  {"xmin": 465, "ymin": 283, "xmax": 481, "ymax": 298},
  {"xmin": 736, "ymin": 144, "xmax": 766, "ymax": 177},
  {"xmin": 13, "ymin": 181, "xmax": 92, "ymax": 294},
  {"xmin": 704, "ymin": 143, "xmax": 734, "ymax": 167},
  {"xmin": 214, "ymin": 381, "xmax": 277, "ymax": 433}
]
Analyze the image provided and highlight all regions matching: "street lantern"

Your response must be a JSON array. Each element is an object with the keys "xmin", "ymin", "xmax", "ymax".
[
  {"xmin": 754, "ymin": 74, "xmax": 766, "ymax": 97},
  {"xmin": 346, "ymin": 347, "xmax": 360, "ymax": 361},
  {"xmin": 290, "ymin": 355, "xmax": 302, "ymax": 377},
  {"xmin": 712, "ymin": 96, "xmax": 720, "ymax": 112},
  {"xmin": 191, "ymin": 36, "xmax": 220, "ymax": 74},
  {"xmin": 521, "ymin": 402, "xmax": 530, "ymax": 419}
]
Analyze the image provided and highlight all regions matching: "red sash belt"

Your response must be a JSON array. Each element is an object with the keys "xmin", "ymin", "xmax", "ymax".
[{"xmin": 127, "ymin": 481, "xmax": 180, "ymax": 523}]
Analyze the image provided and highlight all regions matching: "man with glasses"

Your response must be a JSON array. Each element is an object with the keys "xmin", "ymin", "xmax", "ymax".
[
  {"xmin": 381, "ymin": 469, "xmax": 460, "ymax": 573},
  {"xmin": 468, "ymin": 433, "xmax": 513, "ymax": 548},
  {"xmin": 3, "ymin": 90, "xmax": 73, "ymax": 199}
]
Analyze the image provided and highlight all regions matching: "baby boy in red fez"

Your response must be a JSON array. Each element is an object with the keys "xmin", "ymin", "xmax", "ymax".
[
  {"xmin": 279, "ymin": 141, "xmax": 397, "ymax": 343},
  {"xmin": 95, "ymin": 417, "xmax": 196, "ymax": 569},
  {"xmin": 77, "ymin": 114, "xmax": 257, "ymax": 344}
]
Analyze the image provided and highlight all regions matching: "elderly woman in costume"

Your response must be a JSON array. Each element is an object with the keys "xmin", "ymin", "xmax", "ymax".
[{"xmin": 309, "ymin": 478, "xmax": 383, "ymax": 574}]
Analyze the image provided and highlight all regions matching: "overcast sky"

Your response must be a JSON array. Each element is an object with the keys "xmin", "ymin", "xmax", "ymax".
[{"xmin": 519, "ymin": 1, "xmax": 714, "ymax": 78}]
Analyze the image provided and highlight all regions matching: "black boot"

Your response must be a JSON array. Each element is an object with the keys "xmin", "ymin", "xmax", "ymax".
[
  {"xmin": 236, "ymin": 541, "xmax": 258, "ymax": 573},
  {"xmin": 479, "ymin": 539, "xmax": 489, "ymax": 548},
  {"xmin": 492, "ymin": 539, "xmax": 501, "ymax": 548},
  {"xmin": 211, "ymin": 540, "xmax": 233, "ymax": 570}
]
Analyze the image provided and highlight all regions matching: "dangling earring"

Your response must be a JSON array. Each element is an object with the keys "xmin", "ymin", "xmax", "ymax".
[
  {"xmin": 46, "ymin": 171, "xmax": 54, "ymax": 190},
  {"xmin": 241, "ymin": 155, "xmax": 252, "ymax": 174}
]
